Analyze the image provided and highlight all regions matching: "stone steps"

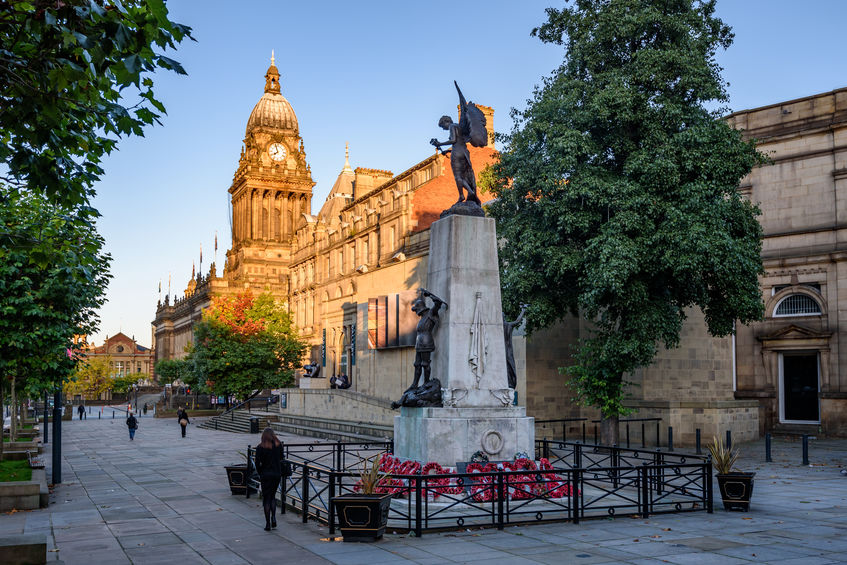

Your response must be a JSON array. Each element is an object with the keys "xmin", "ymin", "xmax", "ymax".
[
  {"xmin": 271, "ymin": 414, "xmax": 393, "ymax": 443},
  {"xmin": 198, "ymin": 410, "xmax": 274, "ymax": 434}
]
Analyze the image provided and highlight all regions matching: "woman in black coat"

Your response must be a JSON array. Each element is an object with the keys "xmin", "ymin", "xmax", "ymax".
[{"xmin": 255, "ymin": 427, "xmax": 284, "ymax": 530}]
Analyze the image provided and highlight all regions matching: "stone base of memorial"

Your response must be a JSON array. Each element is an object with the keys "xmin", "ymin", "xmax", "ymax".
[{"xmin": 394, "ymin": 406, "xmax": 534, "ymax": 465}]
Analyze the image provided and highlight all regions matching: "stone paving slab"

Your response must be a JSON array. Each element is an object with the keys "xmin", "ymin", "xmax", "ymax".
[{"xmin": 1, "ymin": 413, "xmax": 846, "ymax": 564}]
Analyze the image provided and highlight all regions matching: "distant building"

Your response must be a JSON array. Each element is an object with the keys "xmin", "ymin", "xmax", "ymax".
[{"xmin": 83, "ymin": 332, "xmax": 155, "ymax": 381}]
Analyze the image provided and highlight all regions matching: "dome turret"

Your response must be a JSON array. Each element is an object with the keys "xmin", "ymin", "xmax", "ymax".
[{"xmin": 245, "ymin": 52, "xmax": 298, "ymax": 135}]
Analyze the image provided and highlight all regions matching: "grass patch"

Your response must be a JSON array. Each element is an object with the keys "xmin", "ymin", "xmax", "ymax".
[{"xmin": 0, "ymin": 460, "xmax": 32, "ymax": 482}]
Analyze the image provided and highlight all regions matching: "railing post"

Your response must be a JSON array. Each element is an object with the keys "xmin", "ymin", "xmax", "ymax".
[
  {"xmin": 574, "ymin": 443, "xmax": 582, "ymax": 469},
  {"xmin": 328, "ymin": 472, "xmax": 336, "ymax": 535},
  {"xmin": 706, "ymin": 458, "xmax": 714, "ymax": 513},
  {"xmin": 654, "ymin": 450, "xmax": 663, "ymax": 495},
  {"xmin": 726, "ymin": 429, "xmax": 732, "ymax": 451},
  {"xmin": 562, "ymin": 422, "xmax": 567, "ymax": 443},
  {"xmin": 802, "ymin": 434, "xmax": 809, "ymax": 466},
  {"xmin": 626, "ymin": 423, "xmax": 630, "ymax": 448},
  {"xmin": 572, "ymin": 469, "xmax": 581, "ymax": 524},
  {"xmin": 543, "ymin": 439, "xmax": 550, "ymax": 461},
  {"xmin": 639, "ymin": 465, "xmax": 650, "ymax": 518},
  {"xmin": 582, "ymin": 421, "xmax": 586, "ymax": 444},
  {"xmin": 414, "ymin": 474, "xmax": 422, "ymax": 537},
  {"xmin": 695, "ymin": 429, "xmax": 701, "ymax": 455},
  {"xmin": 302, "ymin": 464, "xmax": 310, "ymax": 523},
  {"xmin": 246, "ymin": 446, "xmax": 253, "ymax": 499},
  {"xmin": 765, "ymin": 433, "xmax": 772, "ymax": 462},
  {"xmin": 335, "ymin": 442, "xmax": 343, "ymax": 471},
  {"xmin": 641, "ymin": 422, "xmax": 646, "ymax": 448},
  {"xmin": 655, "ymin": 420, "xmax": 659, "ymax": 448},
  {"xmin": 668, "ymin": 427, "xmax": 674, "ymax": 452},
  {"xmin": 611, "ymin": 445, "xmax": 619, "ymax": 488},
  {"xmin": 497, "ymin": 471, "xmax": 505, "ymax": 530},
  {"xmin": 593, "ymin": 423, "xmax": 598, "ymax": 446}
]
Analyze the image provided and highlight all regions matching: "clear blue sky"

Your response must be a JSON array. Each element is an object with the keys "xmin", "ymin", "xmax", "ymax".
[{"xmin": 91, "ymin": 0, "xmax": 847, "ymax": 348}]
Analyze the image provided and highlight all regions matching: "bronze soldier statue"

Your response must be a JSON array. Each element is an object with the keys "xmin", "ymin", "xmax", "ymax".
[{"xmin": 392, "ymin": 288, "xmax": 448, "ymax": 409}]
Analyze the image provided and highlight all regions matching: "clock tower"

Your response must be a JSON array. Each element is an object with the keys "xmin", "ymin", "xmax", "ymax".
[{"xmin": 225, "ymin": 54, "xmax": 315, "ymax": 292}]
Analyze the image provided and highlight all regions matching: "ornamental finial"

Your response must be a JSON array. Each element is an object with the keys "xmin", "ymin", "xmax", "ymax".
[
  {"xmin": 343, "ymin": 142, "xmax": 352, "ymax": 172},
  {"xmin": 271, "ymin": 49, "xmax": 275, "ymax": 67}
]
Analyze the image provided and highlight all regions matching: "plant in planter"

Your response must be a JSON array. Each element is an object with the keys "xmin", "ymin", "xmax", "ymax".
[
  {"xmin": 331, "ymin": 453, "xmax": 393, "ymax": 542},
  {"xmin": 708, "ymin": 436, "xmax": 755, "ymax": 511},
  {"xmin": 225, "ymin": 452, "xmax": 257, "ymax": 496}
]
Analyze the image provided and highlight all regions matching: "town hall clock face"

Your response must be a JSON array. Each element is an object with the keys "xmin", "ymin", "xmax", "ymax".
[{"xmin": 268, "ymin": 142, "xmax": 287, "ymax": 162}]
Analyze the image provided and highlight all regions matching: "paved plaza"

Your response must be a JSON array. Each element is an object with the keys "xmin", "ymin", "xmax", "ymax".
[{"xmin": 2, "ymin": 413, "xmax": 846, "ymax": 564}]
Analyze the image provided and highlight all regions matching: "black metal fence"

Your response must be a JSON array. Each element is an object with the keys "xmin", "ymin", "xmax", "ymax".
[
  {"xmin": 246, "ymin": 440, "xmax": 712, "ymax": 536},
  {"xmin": 535, "ymin": 418, "xmax": 663, "ymax": 448}
]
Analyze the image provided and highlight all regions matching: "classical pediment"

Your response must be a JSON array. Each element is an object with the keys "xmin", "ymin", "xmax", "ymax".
[{"xmin": 757, "ymin": 324, "xmax": 832, "ymax": 342}]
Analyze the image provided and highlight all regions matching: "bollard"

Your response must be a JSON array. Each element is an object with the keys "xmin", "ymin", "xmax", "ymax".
[
  {"xmin": 112, "ymin": 411, "xmax": 115, "ymax": 419},
  {"xmin": 98, "ymin": 411, "xmax": 101, "ymax": 420},
  {"xmin": 765, "ymin": 433, "xmax": 772, "ymax": 462},
  {"xmin": 802, "ymin": 435, "xmax": 810, "ymax": 465},
  {"xmin": 725, "ymin": 429, "xmax": 732, "ymax": 451},
  {"xmin": 668, "ymin": 427, "xmax": 674, "ymax": 452},
  {"xmin": 695, "ymin": 428, "xmax": 701, "ymax": 455}
]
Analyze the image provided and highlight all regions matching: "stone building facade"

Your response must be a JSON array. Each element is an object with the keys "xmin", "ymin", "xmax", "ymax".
[
  {"xmin": 152, "ymin": 60, "xmax": 502, "ymax": 408},
  {"xmin": 728, "ymin": 88, "xmax": 847, "ymax": 437},
  {"xmin": 528, "ymin": 88, "xmax": 847, "ymax": 443},
  {"xmin": 152, "ymin": 57, "xmax": 847, "ymax": 441},
  {"xmin": 81, "ymin": 332, "xmax": 155, "ymax": 379}
]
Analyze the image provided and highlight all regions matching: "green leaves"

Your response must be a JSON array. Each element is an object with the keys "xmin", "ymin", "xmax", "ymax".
[
  {"xmin": 491, "ymin": 0, "xmax": 765, "ymax": 418},
  {"xmin": 0, "ymin": 0, "xmax": 194, "ymax": 208},
  {"xmin": 185, "ymin": 293, "xmax": 308, "ymax": 400},
  {"xmin": 0, "ymin": 187, "xmax": 111, "ymax": 393}
]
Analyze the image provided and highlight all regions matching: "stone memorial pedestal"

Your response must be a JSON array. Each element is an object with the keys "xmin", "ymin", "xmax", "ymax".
[
  {"xmin": 393, "ymin": 214, "xmax": 534, "ymax": 465},
  {"xmin": 394, "ymin": 406, "xmax": 533, "ymax": 465}
]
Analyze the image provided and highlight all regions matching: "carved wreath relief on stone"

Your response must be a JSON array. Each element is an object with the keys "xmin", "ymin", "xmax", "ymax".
[{"xmin": 480, "ymin": 429, "xmax": 504, "ymax": 456}]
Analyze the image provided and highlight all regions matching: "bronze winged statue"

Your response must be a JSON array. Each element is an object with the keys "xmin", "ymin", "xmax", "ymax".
[{"xmin": 430, "ymin": 81, "xmax": 488, "ymax": 207}]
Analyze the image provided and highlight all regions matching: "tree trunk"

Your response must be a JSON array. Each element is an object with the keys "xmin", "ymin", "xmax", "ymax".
[
  {"xmin": 599, "ymin": 414, "xmax": 619, "ymax": 447},
  {"xmin": 10, "ymin": 377, "xmax": 17, "ymax": 442},
  {"xmin": 0, "ymin": 378, "xmax": 5, "ymax": 461}
]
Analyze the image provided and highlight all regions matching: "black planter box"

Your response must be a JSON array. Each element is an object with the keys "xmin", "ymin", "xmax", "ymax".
[
  {"xmin": 331, "ymin": 493, "xmax": 392, "ymax": 542},
  {"xmin": 716, "ymin": 472, "xmax": 755, "ymax": 511},
  {"xmin": 225, "ymin": 464, "xmax": 256, "ymax": 495}
]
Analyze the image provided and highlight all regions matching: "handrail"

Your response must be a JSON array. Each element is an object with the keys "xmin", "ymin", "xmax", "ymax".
[{"xmin": 219, "ymin": 390, "xmax": 263, "ymax": 418}]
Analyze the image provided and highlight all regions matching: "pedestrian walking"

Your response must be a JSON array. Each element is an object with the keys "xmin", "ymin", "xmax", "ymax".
[
  {"xmin": 255, "ymin": 427, "xmax": 285, "ymax": 530},
  {"xmin": 177, "ymin": 406, "xmax": 190, "ymax": 438},
  {"xmin": 77, "ymin": 404, "xmax": 85, "ymax": 420},
  {"xmin": 126, "ymin": 412, "xmax": 138, "ymax": 440},
  {"xmin": 142, "ymin": 403, "xmax": 148, "ymax": 415}
]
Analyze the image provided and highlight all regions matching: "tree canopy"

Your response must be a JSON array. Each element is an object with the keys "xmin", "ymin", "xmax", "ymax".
[
  {"xmin": 187, "ymin": 291, "xmax": 307, "ymax": 400},
  {"xmin": 154, "ymin": 358, "xmax": 188, "ymax": 385},
  {"xmin": 0, "ymin": 0, "xmax": 193, "ymax": 207},
  {"xmin": 489, "ymin": 0, "xmax": 765, "ymax": 420},
  {"xmin": 0, "ymin": 188, "xmax": 111, "ymax": 395}
]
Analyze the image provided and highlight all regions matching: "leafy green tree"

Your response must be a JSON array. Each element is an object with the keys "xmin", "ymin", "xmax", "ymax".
[
  {"xmin": 154, "ymin": 358, "xmax": 188, "ymax": 385},
  {"xmin": 489, "ymin": 0, "xmax": 765, "ymax": 442},
  {"xmin": 111, "ymin": 372, "xmax": 145, "ymax": 395},
  {"xmin": 0, "ymin": 0, "xmax": 193, "ymax": 207},
  {"xmin": 188, "ymin": 291, "xmax": 307, "ymax": 402},
  {"xmin": 64, "ymin": 356, "xmax": 113, "ymax": 399},
  {"xmin": 0, "ymin": 189, "xmax": 110, "ymax": 457}
]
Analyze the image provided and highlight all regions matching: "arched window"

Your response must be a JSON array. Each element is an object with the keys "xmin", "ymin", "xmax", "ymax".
[{"xmin": 774, "ymin": 294, "xmax": 822, "ymax": 317}]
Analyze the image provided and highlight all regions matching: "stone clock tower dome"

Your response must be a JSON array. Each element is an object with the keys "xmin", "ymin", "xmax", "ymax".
[{"xmin": 225, "ymin": 54, "xmax": 315, "ymax": 292}]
